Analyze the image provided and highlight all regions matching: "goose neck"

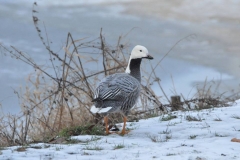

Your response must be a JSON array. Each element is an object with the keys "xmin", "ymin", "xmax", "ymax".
[{"xmin": 128, "ymin": 58, "xmax": 142, "ymax": 82}]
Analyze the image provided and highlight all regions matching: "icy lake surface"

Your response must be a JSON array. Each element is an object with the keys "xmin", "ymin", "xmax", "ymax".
[{"xmin": 0, "ymin": 0, "xmax": 240, "ymax": 113}]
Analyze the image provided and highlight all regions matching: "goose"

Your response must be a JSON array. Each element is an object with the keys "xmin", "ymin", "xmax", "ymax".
[{"xmin": 90, "ymin": 45, "xmax": 153, "ymax": 135}]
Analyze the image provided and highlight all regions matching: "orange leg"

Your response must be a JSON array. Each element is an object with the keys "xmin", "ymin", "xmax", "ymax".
[
  {"xmin": 104, "ymin": 116, "xmax": 110, "ymax": 134},
  {"xmin": 120, "ymin": 116, "xmax": 129, "ymax": 135}
]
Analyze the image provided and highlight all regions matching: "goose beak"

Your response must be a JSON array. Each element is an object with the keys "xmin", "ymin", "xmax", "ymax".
[{"xmin": 145, "ymin": 54, "xmax": 153, "ymax": 60}]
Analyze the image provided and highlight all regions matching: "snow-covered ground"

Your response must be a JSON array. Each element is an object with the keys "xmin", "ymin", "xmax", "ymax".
[{"xmin": 1, "ymin": 101, "xmax": 240, "ymax": 160}]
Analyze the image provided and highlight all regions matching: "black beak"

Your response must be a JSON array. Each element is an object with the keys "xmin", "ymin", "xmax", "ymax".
[{"xmin": 145, "ymin": 54, "xmax": 153, "ymax": 60}]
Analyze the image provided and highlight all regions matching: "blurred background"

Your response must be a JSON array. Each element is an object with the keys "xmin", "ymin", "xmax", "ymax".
[{"xmin": 1, "ymin": 0, "xmax": 240, "ymax": 113}]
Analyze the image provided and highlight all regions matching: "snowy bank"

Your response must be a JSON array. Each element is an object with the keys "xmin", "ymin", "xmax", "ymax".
[{"xmin": 0, "ymin": 101, "xmax": 240, "ymax": 160}]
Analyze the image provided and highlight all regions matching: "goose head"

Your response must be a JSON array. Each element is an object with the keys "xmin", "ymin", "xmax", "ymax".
[
  {"xmin": 129, "ymin": 45, "xmax": 153, "ymax": 60},
  {"xmin": 126, "ymin": 45, "xmax": 153, "ymax": 74}
]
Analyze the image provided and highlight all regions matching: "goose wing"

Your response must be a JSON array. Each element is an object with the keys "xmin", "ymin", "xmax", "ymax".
[{"xmin": 93, "ymin": 73, "xmax": 140, "ymax": 102}]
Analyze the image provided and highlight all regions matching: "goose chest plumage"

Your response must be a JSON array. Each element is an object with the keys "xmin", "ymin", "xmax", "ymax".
[{"xmin": 91, "ymin": 45, "xmax": 153, "ymax": 135}]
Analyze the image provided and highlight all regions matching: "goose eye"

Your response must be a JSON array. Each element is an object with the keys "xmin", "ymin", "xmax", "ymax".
[{"xmin": 140, "ymin": 50, "xmax": 142, "ymax": 52}]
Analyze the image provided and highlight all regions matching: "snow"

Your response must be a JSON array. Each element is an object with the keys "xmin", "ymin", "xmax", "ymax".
[{"xmin": 1, "ymin": 101, "xmax": 240, "ymax": 160}]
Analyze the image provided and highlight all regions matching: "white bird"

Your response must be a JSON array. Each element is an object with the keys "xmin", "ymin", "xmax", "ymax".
[{"xmin": 91, "ymin": 45, "xmax": 153, "ymax": 135}]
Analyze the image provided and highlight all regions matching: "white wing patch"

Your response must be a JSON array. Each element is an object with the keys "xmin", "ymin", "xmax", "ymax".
[{"xmin": 90, "ymin": 105, "xmax": 112, "ymax": 114}]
